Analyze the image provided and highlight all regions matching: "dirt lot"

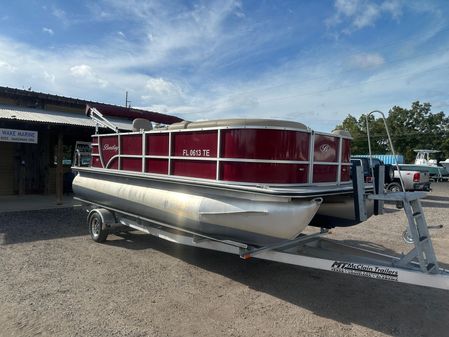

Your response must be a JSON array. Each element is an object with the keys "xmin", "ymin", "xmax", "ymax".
[{"xmin": 1, "ymin": 183, "xmax": 449, "ymax": 337}]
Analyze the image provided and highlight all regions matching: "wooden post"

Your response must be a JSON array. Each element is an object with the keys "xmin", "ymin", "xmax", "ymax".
[{"xmin": 56, "ymin": 131, "xmax": 63, "ymax": 205}]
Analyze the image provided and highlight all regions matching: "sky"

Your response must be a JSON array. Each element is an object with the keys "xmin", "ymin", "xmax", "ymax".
[{"xmin": 0, "ymin": 0, "xmax": 448, "ymax": 131}]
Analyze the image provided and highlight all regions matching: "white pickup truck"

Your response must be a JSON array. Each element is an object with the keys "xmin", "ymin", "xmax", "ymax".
[
  {"xmin": 386, "ymin": 167, "xmax": 431, "ymax": 192},
  {"xmin": 351, "ymin": 157, "xmax": 431, "ymax": 192}
]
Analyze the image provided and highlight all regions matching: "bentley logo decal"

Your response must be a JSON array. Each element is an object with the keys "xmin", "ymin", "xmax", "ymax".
[
  {"xmin": 320, "ymin": 144, "xmax": 330, "ymax": 153},
  {"xmin": 103, "ymin": 144, "xmax": 119, "ymax": 151}
]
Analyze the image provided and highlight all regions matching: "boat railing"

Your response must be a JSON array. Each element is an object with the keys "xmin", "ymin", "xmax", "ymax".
[{"xmin": 365, "ymin": 110, "xmax": 406, "ymax": 193}]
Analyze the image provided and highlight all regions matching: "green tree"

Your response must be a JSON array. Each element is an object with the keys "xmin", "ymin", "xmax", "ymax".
[
  {"xmin": 387, "ymin": 102, "xmax": 449, "ymax": 162},
  {"xmin": 336, "ymin": 101, "xmax": 449, "ymax": 163},
  {"xmin": 335, "ymin": 113, "xmax": 387, "ymax": 155}
]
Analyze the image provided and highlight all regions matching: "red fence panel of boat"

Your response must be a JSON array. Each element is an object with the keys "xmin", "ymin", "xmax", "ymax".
[
  {"xmin": 220, "ymin": 162, "xmax": 308, "ymax": 184},
  {"xmin": 221, "ymin": 129, "xmax": 310, "ymax": 160},
  {"xmin": 121, "ymin": 134, "xmax": 142, "ymax": 155},
  {"xmin": 92, "ymin": 156, "xmax": 102, "ymax": 168},
  {"xmin": 340, "ymin": 166, "xmax": 350, "ymax": 181},
  {"xmin": 341, "ymin": 139, "xmax": 351, "ymax": 163},
  {"xmin": 120, "ymin": 134, "xmax": 143, "ymax": 172},
  {"xmin": 313, "ymin": 135, "xmax": 338, "ymax": 162},
  {"xmin": 146, "ymin": 134, "xmax": 169, "ymax": 156},
  {"xmin": 172, "ymin": 131, "xmax": 218, "ymax": 158},
  {"xmin": 122, "ymin": 158, "xmax": 142, "ymax": 172},
  {"xmin": 99, "ymin": 135, "xmax": 119, "ymax": 169},
  {"xmin": 172, "ymin": 160, "xmax": 216, "ymax": 180},
  {"xmin": 313, "ymin": 165, "xmax": 338, "ymax": 183},
  {"xmin": 146, "ymin": 159, "xmax": 169, "ymax": 174}
]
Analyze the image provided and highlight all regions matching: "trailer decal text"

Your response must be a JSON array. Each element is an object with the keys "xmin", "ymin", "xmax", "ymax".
[{"xmin": 331, "ymin": 261, "xmax": 398, "ymax": 282}]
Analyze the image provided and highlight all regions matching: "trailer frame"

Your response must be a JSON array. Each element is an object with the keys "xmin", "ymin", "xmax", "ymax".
[{"xmin": 76, "ymin": 192, "xmax": 449, "ymax": 291}]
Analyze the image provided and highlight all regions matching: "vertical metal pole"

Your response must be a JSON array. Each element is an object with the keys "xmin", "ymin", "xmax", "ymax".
[
  {"xmin": 308, "ymin": 131, "xmax": 315, "ymax": 184},
  {"xmin": 142, "ymin": 131, "xmax": 146, "ymax": 173},
  {"xmin": 351, "ymin": 161, "xmax": 367, "ymax": 222},
  {"xmin": 168, "ymin": 131, "xmax": 172, "ymax": 175},
  {"xmin": 337, "ymin": 136, "xmax": 343, "ymax": 185},
  {"xmin": 373, "ymin": 165, "xmax": 384, "ymax": 215},
  {"xmin": 118, "ymin": 134, "xmax": 121, "ymax": 170},
  {"xmin": 216, "ymin": 129, "xmax": 221, "ymax": 180},
  {"xmin": 56, "ymin": 131, "xmax": 63, "ymax": 205}
]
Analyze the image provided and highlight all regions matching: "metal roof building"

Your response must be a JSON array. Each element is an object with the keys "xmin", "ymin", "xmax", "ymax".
[{"xmin": 0, "ymin": 86, "xmax": 182, "ymax": 199}]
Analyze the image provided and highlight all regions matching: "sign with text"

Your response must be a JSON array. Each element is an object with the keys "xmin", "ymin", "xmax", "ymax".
[
  {"xmin": 0, "ymin": 128, "xmax": 38, "ymax": 144},
  {"xmin": 75, "ymin": 141, "xmax": 92, "ymax": 155},
  {"xmin": 75, "ymin": 141, "xmax": 92, "ymax": 167}
]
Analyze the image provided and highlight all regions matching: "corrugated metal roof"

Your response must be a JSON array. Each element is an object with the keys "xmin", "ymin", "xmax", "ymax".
[
  {"xmin": 0, "ymin": 104, "xmax": 132, "ymax": 130},
  {"xmin": 0, "ymin": 86, "xmax": 183, "ymax": 124}
]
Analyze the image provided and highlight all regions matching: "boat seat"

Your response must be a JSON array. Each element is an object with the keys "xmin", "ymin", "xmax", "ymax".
[{"xmin": 132, "ymin": 118, "xmax": 152, "ymax": 131}]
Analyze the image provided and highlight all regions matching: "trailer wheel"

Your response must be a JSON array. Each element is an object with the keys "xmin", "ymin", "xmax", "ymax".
[{"xmin": 89, "ymin": 212, "xmax": 108, "ymax": 243}]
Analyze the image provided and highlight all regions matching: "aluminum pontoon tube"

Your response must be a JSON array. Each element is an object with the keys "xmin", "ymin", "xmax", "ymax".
[{"xmin": 73, "ymin": 173, "xmax": 323, "ymax": 245}]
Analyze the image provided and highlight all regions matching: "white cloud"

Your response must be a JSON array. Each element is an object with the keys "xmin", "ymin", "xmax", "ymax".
[
  {"xmin": 141, "ymin": 77, "xmax": 185, "ymax": 107},
  {"xmin": 353, "ymin": 3, "xmax": 380, "ymax": 29},
  {"xmin": 42, "ymin": 27, "xmax": 54, "ymax": 35},
  {"xmin": 327, "ymin": 0, "xmax": 403, "ymax": 33},
  {"xmin": 52, "ymin": 7, "xmax": 66, "ymax": 21},
  {"xmin": 70, "ymin": 64, "xmax": 93, "ymax": 77},
  {"xmin": 43, "ymin": 71, "xmax": 55, "ymax": 83},
  {"xmin": 144, "ymin": 77, "xmax": 180, "ymax": 95},
  {"xmin": 381, "ymin": 0, "xmax": 403, "ymax": 18},
  {"xmin": 70, "ymin": 64, "xmax": 108, "ymax": 88},
  {"xmin": 335, "ymin": 0, "xmax": 359, "ymax": 17},
  {"xmin": 350, "ymin": 53, "xmax": 385, "ymax": 69},
  {"xmin": 0, "ymin": 60, "xmax": 16, "ymax": 73}
]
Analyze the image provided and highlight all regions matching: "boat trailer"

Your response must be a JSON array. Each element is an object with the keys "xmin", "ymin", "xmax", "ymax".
[
  {"xmin": 77, "ymin": 110, "xmax": 449, "ymax": 290},
  {"xmin": 78, "ymin": 163, "xmax": 449, "ymax": 290}
]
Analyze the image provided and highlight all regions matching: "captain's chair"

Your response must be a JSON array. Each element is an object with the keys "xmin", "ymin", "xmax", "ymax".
[{"xmin": 132, "ymin": 118, "xmax": 153, "ymax": 131}]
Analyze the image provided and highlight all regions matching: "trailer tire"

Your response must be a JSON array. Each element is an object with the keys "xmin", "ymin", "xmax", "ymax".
[{"xmin": 89, "ymin": 212, "xmax": 108, "ymax": 243}]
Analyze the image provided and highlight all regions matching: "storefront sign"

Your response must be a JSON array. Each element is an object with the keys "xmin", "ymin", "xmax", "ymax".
[
  {"xmin": 75, "ymin": 141, "xmax": 92, "ymax": 166},
  {"xmin": 0, "ymin": 128, "xmax": 38, "ymax": 144},
  {"xmin": 75, "ymin": 141, "xmax": 92, "ymax": 155}
]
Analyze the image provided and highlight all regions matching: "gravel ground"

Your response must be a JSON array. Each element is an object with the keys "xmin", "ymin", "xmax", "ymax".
[{"xmin": 1, "ymin": 183, "xmax": 449, "ymax": 337}]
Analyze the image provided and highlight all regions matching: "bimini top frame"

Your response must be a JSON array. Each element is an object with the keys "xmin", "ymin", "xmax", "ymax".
[{"xmin": 86, "ymin": 105, "xmax": 119, "ymax": 134}]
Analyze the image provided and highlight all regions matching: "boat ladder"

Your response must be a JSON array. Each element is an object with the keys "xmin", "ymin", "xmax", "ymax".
[
  {"xmin": 365, "ymin": 110, "xmax": 439, "ymax": 275},
  {"xmin": 369, "ymin": 191, "xmax": 439, "ymax": 274}
]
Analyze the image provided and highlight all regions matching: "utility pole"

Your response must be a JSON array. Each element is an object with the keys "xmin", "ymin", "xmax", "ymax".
[{"xmin": 125, "ymin": 91, "xmax": 131, "ymax": 108}]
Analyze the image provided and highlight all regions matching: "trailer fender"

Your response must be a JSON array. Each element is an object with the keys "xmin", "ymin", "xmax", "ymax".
[{"xmin": 88, "ymin": 208, "xmax": 116, "ymax": 230}]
